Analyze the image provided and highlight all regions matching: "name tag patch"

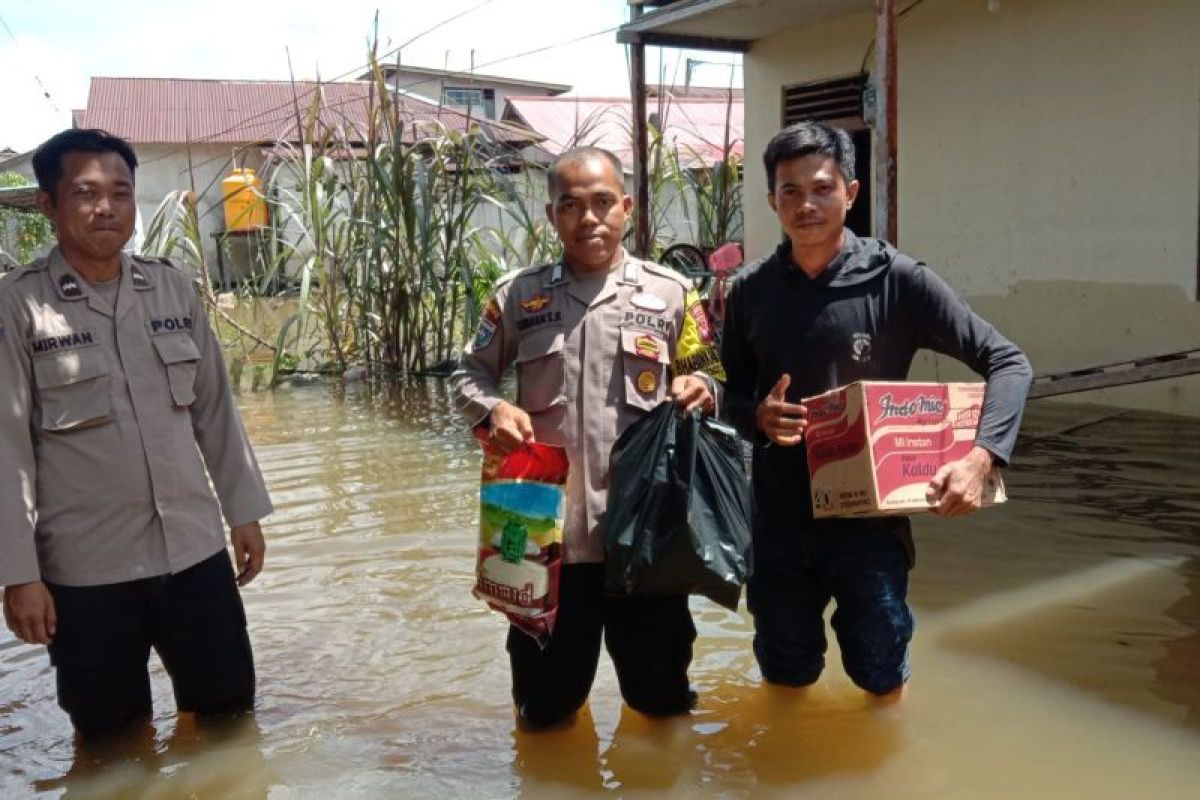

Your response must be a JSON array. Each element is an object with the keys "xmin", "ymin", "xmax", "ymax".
[
  {"xmin": 516, "ymin": 311, "xmax": 562, "ymax": 332},
  {"xmin": 31, "ymin": 330, "xmax": 97, "ymax": 354}
]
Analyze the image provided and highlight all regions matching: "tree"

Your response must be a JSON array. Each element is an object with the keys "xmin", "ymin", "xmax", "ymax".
[{"xmin": 0, "ymin": 172, "xmax": 53, "ymax": 267}]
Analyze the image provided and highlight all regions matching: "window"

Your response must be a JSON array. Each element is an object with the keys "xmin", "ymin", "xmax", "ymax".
[
  {"xmin": 441, "ymin": 87, "xmax": 496, "ymax": 119},
  {"xmin": 781, "ymin": 74, "xmax": 872, "ymax": 238}
]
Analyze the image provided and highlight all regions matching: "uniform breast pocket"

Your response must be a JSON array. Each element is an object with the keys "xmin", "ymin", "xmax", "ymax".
[
  {"xmin": 151, "ymin": 333, "xmax": 201, "ymax": 407},
  {"xmin": 515, "ymin": 327, "xmax": 566, "ymax": 413},
  {"xmin": 33, "ymin": 350, "xmax": 112, "ymax": 431},
  {"xmin": 620, "ymin": 328, "xmax": 669, "ymax": 411}
]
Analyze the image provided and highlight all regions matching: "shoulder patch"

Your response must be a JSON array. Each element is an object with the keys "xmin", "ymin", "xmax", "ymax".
[
  {"xmin": 500, "ymin": 261, "xmax": 559, "ymax": 288},
  {"xmin": 131, "ymin": 254, "xmax": 177, "ymax": 270},
  {"xmin": 0, "ymin": 260, "xmax": 48, "ymax": 297},
  {"xmin": 642, "ymin": 259, "xmax": 693, "ymax": 291}
]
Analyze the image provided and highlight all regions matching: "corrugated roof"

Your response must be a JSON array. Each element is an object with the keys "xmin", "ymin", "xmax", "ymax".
[
  {"xmin": 367, "ymin": 64, "xmax": 571, "ymax": 95},
  {"xmin": 79, "ymin": 77, "xmax": 538, "ymax": 146},
  {"xmin": 648, "ymin": 85, "xmax": 743, "ymax": 100},
  {"xmin": 503, "ymin": 94, "xmax": 743, "ymax": 170},
  {"xmin": 0, "ymin": 185, "xmax": 38, "ymax": 212}
]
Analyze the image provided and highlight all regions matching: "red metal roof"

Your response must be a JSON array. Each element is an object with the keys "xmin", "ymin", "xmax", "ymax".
[
  {"xmin": 79, "ymin": 77, "xmax": 537, "ymax": 146},
  {"xmin": 504, "ymin": 94, "xmax": 743, "ymax": 170}
]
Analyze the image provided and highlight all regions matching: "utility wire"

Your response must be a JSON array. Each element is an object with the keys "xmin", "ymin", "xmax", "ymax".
[
  {"xmin": 138, "ymin": 20, "xmax": 621, "ymax": 165},
  {"xmin": 0, "ymin": 12, "xmax": 62, "ymax": 114},
  {"xmin": 858, "ymin": 0, "xmax": 929, "ymax": 74}
]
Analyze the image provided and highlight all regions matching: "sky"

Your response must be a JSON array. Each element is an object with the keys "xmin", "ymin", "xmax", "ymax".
[{"xmin": 0, "ymin": 0, "xmax": 743, "ymax": 152}]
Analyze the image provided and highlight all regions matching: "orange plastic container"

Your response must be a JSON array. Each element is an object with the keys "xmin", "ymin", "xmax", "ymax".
[{"xmin": 221, "ymin": 168, "xmax": 268, "ymax": 231}]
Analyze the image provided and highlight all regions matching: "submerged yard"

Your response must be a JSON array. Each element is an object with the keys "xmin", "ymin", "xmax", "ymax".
[{"xmin": 1, "ymin": 385, "xmax": 1196, "ymax": 798}]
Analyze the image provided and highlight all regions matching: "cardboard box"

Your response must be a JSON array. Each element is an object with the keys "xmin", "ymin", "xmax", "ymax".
[{"xmin": 803, "ymin": 381, "xmax": 1006, "ymax": 518}]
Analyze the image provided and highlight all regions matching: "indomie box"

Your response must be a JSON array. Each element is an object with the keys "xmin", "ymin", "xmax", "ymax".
[{"xmin": 803, "ymin": 381, "xmax": 1006, "ymax": 518}]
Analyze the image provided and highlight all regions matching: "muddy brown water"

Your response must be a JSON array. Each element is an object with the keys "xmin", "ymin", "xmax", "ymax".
[{"xmin": 2, "ymin": 384, "xmax": 1198, "ymax": 798}]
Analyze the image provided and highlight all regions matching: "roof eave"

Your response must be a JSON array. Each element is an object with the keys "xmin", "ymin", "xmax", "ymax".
[{"xmin": 618, "ymin": 0, "xmax": 871, "ymax": 49}]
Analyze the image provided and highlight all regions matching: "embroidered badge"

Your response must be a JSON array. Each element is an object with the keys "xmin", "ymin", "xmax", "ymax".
[
  {"xmin": 473, "ymin": 299, "xmax": 502, "ymax": 350},
  {"xmin": 474, "ymin": 318, "xmax": 497, "ymax": 350},
  {"xmin": 520, "ymin": 294, "xmax": 551, "ymax": 313},
  {"xmin": 631, "ymin": 292, "xmax": 667, "ymax": 312},
  {"xmin": 633, "ymin": 334, "xmax": 661, "ymax": 361},
  {"xmin": 851, "ymin": 332, "xmax": 873, "ymax": 363},
  {"xmin": 59, "ymin": 275, "xmax": 83, "ymax": 298},
  {"xmin": 636, "ymin": 369, "xmax": 659, "ymax": 394},
  {"xmin": 130, "ymin": 266, "xmax": 150, "ymax": 288},
  {"xmin": 686, "ymin": 298, "xmax": 714, "ymax": 344}
]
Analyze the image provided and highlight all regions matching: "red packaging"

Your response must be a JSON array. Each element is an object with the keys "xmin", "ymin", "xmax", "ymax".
[
  {"xmin": 803, "ymin": 381, "xmax": 1006, "ymax": 518},
  {"xmin": 473, "ymin": 433, "xmax": 569, "ymax": 645}
]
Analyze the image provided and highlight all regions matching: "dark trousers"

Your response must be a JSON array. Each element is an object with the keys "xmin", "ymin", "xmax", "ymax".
[
  {"xmin": 747, "ymin": 521, "xmax": 914, "ymax": 695},
  {"xmin": 46, "ymin": 550, "xmax": 255, "ymax": 741},
  {"xmin": 507, "ymin": 563, "xmax": 696, "ymax": 727}
]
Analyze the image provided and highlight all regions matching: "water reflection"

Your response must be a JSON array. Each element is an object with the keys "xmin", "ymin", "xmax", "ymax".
[
  {"xmin": 1, "ymin": 385, "xmax": 1198, "ymax": 797},
  {"xmin": 32, "ymin": 716, "xmax": 270, "ymax": 800}
]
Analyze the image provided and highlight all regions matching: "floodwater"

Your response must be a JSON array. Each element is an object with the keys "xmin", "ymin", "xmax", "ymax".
[{"xmin": 2, "ymin": 384, "xmax": 1198, "ymax": 799}]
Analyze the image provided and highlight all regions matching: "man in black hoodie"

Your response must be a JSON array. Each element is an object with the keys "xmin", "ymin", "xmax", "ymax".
[{"xmin": 720, "ymin": 121, "xmax": 1032, "ymax": 697}]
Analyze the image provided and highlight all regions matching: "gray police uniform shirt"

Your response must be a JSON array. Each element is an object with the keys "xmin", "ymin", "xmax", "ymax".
[
  {"xmin": 451, "ymin": 253, "xmax": 723, "ymax": 564},
  {"xmin": 0, "ymin": 247, "xmax": 273, "ymax": 587}
]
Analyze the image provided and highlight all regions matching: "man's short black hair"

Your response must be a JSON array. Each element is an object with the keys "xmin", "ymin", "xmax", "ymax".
[
  {"xmin": 547, "ymin": 146, "xmax": 625, "ymax": 198},
  {"xmin": 32, "ymin": 128, "xmax": 138, "ymax": 201},
  {"xmin": 762, "ymin": 121, "xmax": 855, "ymax": 192}
]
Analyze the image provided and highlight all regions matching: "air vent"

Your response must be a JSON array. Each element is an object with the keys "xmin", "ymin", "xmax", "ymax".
[{"xmin": 782, "ymin": 75, "xmax": 868, "ymax": 127}]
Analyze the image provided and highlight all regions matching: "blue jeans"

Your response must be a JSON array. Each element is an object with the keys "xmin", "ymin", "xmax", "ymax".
[{"xmin": 746, "ymin": 520, "xmax": 914, "ymax": 695}]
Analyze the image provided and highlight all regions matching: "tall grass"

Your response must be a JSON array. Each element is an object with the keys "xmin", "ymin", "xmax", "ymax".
[{"xmin": 144, "ymin": 53, "xmax": 743, "ymax": 383}]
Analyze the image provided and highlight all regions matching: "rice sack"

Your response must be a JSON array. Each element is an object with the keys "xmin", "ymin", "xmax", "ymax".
[{"xmin": 474, "ymin": 435, "xmax": 569, "ymax": 646}]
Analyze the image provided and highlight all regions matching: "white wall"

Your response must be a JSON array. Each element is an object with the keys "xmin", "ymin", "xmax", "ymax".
[
  {"xmin": 133, "ymin": 143, "xmax": 268, "ymax": 284},
  {"xmin": 743, "ymin": 0, "xmax": 1200, "ymax": 415},
  {"xmin": 388, "ymin": 71, "xmax": 561, "ymax": 121}
]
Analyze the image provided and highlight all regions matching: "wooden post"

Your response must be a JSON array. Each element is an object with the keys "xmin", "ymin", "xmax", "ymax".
[
  {"xmin": 873, "ymin": 0, "xmax": 898, "ymax": 244},
  {"xmin": 629, "ymin": 5, "xmax": 651, "ymax": 257}
]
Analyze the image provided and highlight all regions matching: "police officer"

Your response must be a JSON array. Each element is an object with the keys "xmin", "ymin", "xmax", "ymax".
[
  {"xmin": 0, "ymin": 129, "xmax": 273, "ymax": 741},
  {"xmin": 452, "ymin": 146, "xmax": 724, "ymax": 728}
]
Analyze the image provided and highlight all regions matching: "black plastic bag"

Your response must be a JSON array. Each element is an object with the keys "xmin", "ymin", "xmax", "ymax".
[{"xmin": 605, "ymin": 401, "xmax": 753, "ymax": 610}]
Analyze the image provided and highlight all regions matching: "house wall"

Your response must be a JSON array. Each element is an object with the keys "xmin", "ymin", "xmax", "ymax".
[
  {"xmin": 133, "ymin": 143, "xmax": 267, "ymax": 284},
  {"xmin": 475, "ymin": 169, "xmax": 716, "ymax": 269},
  {"xmin": 743, "ymin": 0, "xmax": 1200, "ymax": 416},
  {"xmin": 387, "ymin": 71, "xmax": 561, "ymax": 120}
]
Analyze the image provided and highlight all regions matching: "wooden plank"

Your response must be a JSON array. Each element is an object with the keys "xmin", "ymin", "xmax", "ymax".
[
  {"xmin": 617, "ymin": 30, "xmax": 751, "ymax": 52},
  {"xmin": 629, "ymin": 5, "xmax": 652, "ymax": 258},
  {"xmin": 1028, "ymin": 350, "xmax": 1200, "ymax": 399},
  {"xmin": 873, "ymin": 0, "xmax": 898, "ymax": 244},
  {"xmin": 0, "ymin": 185, "xmax": 39, "ymax": 212}
]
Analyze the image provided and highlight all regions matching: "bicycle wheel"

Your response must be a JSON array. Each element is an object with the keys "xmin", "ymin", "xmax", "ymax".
[{"xmin": 660, "ymin": 243, "xmax": 712, "ymax": 293}]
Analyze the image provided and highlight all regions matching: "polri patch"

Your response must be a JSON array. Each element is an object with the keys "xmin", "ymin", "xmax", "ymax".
[
  {"xmin": 636, "ymin": 369, "xmax": 659, "ymax": 394},
  {"xmin": 149, "ymin": 315, "xmax": 193, "ymax": 334}
]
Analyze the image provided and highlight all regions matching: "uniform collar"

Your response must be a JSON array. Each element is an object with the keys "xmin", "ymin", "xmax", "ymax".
[
  {"xmin": 47, "ymin": 248, "xmax": 153, "ymax": 318},
  {"xmin": 554, "ymin": 250, "xmax": 641, "ymax": 308}
]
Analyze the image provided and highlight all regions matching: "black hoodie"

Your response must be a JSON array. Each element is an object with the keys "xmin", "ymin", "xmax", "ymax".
[{"xmin": 720, "ymin": 229, "xmax": 1033, "ymax": 535}]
